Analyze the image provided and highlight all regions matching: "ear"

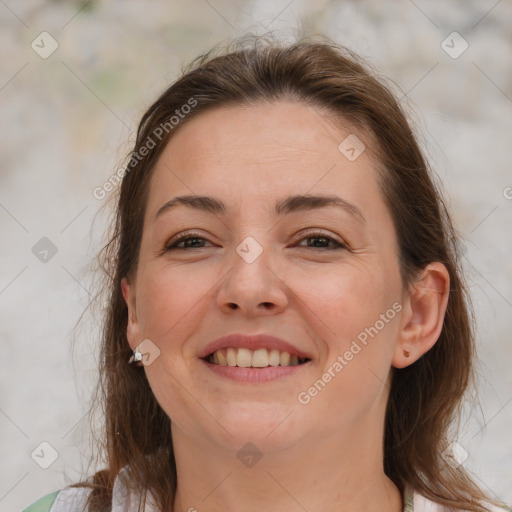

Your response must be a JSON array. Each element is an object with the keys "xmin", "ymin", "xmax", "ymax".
[
  {"xmin": 392, "ymin": 262, "xmax": 450, "ymax": 369},
  {"xmin": 121, "ymin": 276, "xmax": 141, "ymax": 351}
]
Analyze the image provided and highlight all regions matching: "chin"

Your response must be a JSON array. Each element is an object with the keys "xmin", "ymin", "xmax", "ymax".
[{"xmin": 213, "ymin": 406, "xmax": 300, "ymax": 448}]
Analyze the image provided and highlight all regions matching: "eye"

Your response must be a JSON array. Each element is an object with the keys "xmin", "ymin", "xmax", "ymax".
[
  {"xmin": 295, "ymin": 231, "xmax": 347, "ymax": 250},
  {"xmin": 164, "ymin": 230, "xmax": 212, "ymax": 251},
  {"xmin": 164, "ymin": 230, "xmax": 347, "ymax": 252}
]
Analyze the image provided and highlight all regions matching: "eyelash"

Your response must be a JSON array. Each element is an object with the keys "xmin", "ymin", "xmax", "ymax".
[{"xmin": 164, "ymin": 230, "xmax": 347, "ymax": 251}]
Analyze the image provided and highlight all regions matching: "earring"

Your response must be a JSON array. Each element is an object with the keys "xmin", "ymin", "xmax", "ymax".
[
  {"xmin": 403, "ymin": 348, "xmax": 411, "ymax": 358},
  {"xmin": 128, "ymin": 347, "xmax": 143, "ymax": 365}
]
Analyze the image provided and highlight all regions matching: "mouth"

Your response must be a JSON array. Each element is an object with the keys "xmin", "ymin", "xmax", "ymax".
[
  {"xmin": 202, "ymin": 347, "xmax": 312, "ymax": 368},
  {"xmin": 198, "ymin": 333, "xmax": 313, "ymax": 382}
]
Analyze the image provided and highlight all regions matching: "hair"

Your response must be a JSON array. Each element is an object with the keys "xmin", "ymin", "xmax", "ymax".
[{"xmin": 77, "ymin": 35, "xmax": 506, "ymax": 511}]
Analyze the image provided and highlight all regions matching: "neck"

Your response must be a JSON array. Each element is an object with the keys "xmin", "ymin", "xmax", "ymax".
[{"xmin": 170, "ymin": 422, "xmax": 402, "ymax": 512}]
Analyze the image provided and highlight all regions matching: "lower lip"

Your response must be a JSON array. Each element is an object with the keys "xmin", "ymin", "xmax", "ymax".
[{"xmin": 200, "ymin": 359, "xmax": 310, "ymax": 382}]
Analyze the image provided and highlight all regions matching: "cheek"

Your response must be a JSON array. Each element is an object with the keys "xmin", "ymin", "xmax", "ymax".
[
  {"xmin": 136, "ymin": 263, "xmax": 208, "ymax": 341},
  {"xmin": 135, "ymin": 265, "xmax": 211, "ymax": 426},
  {"xmin": 137, "ymin": 252, "xmax": 401, "ymax": 355},
  {"xmin": 293, "ymin": 261, "xmax": 399, "ymax": 392},
  {"xmin": 290, "ymin": 261, "xmax": 392, "ymax": 347},
  {"xmin": 297, "ymin": 270, "xmax": 399, "ymax": 404}
]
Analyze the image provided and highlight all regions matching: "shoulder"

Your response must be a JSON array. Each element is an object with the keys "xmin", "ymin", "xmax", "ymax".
[
  {"xmin": 410, "ymin": 486, "xmax": 509, "ymax": 512},
  {"xmin": 22, "ymin": 467, "xmax": 157, "ymax": 512},
  {"xmin": 23, "ymin": 487, "xmax": 92, "ymax": 512}
]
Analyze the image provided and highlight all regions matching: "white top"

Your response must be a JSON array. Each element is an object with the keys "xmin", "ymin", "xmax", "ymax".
[{"xmin": 23, "ymin": 468, "xmax": 508, "ymax": 512}]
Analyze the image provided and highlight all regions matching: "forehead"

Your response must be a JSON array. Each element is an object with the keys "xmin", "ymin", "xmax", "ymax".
[{"xmin": 146, "ymin": 101, "xmax": 383, "ymax": 217}]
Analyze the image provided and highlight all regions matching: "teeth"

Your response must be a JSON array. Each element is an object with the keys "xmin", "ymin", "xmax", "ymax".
[
  {"xmin": 217, "ymin": 350, "xmax": 227, "ymax": 366},
  {"xmin": 252, "ymin": 348, "xmax": 269, "ymax": 367},
  {"xmin": 236, "ymin": 348, "xmax": 252, "ymax": 367},
  {"xmin": 226, "ymin": 348, "xmax": 237, "ymax": 366},
  {"xmin": 269, "ymin": 349, "xmax": 280, "ymax": 366},
  {"xmin": 208, "ymin": 347, "xmax": 308, "ymax": 368}
]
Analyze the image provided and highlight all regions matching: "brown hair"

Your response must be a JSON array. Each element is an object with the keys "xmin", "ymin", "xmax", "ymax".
[{"xmin": 80, "ymin": 35, "xmax": 505, "ymax": 511}]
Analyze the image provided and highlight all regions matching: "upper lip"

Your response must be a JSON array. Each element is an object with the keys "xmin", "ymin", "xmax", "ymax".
[{"xmin": 198, "ymin": 333, "xmax": 313, "ymax": 360}]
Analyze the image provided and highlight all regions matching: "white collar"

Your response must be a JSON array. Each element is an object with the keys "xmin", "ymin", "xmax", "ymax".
[{"xmin": 111, "ymin": 467, "xmax": 159, "ymax": 512}]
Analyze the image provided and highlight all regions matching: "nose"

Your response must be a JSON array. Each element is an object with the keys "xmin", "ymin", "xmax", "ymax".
[{"xmin": 216, "ymin": 239, "xmax": 289, "ymax": 316}]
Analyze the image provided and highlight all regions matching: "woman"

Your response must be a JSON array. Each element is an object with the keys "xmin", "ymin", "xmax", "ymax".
[{"xmin": 24, "ymin": 36, "xmax": 508, "ymax": 512}]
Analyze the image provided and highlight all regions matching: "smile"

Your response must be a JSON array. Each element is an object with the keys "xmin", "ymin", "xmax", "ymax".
[{"xmin": 205, "ymin": 347, "xmax": 311, "ymax": 368}]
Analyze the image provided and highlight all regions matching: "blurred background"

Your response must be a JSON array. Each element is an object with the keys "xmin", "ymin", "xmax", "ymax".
[{"xmin": 1, "ymin": 0, "xmax": 511, "ymax": 510}]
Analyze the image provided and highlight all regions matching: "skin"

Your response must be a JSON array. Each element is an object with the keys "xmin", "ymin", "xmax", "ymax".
[{"xmin": 121, "ymin": 101, "xmax": 450, "ymax": 512}]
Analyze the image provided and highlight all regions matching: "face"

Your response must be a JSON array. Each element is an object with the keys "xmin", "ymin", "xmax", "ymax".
[{"xmin": 122, "ymin": 101, "xmax": 407, "ymax": 454}]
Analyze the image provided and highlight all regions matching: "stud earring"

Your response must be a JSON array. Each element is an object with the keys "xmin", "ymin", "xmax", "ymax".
[
  {"xmin": 403, "ymin": 348, "xmax": 411, "ymax": 358},
  {"xmin": 128, "ymin": 347, "xmax": 143, "ymax": 365}
]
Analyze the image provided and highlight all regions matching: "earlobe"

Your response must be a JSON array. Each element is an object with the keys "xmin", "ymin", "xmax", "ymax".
[
  {"xmin": 392, "ymin": 262, "xmax": 450, "ymax": 369},
  {"xmin": 121, "ymin": 277, "xmax": 141, "ymax": 351}
]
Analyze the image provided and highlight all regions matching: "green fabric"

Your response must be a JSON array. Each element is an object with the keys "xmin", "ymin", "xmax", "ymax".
[{"xmin": 22, "ymin": 491, "xmax": 59, "ymax": 512}]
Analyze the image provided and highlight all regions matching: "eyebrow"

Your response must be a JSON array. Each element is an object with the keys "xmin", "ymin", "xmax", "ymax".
[{"xmin": 154, "ymin": 194, "xmax": 365, "ymax": 222}]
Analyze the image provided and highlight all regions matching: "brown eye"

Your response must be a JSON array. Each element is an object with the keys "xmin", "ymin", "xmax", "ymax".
[
  {"xmin": 165, "ymin": 231, "xmax": 212, "ymax": 251},
  {"xmin": 297, "ymin": 232, "xmax": 346, "ymax": 250}
]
